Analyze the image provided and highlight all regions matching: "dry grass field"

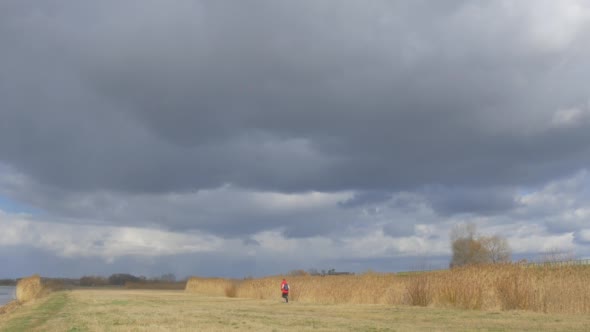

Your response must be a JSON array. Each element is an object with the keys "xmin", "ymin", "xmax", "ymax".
[
  {"xmin": 2, "ymin": 264, "xmax": 590, "ymax": 331},
  {"xmin": 1, "ymin": 288, "xmax": 590, "ymax": 331}
]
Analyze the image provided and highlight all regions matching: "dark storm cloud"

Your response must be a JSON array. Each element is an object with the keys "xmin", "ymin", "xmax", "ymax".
[
  {"xmin": 1, "ymin": 0, "xmax": 590, "ymax": 199},
  {"xmin": 0, "ymin": 176, "xmax": 356, "ymax": 238},
  {"xmin": 1, "ymin": 0, "xmax": 590, "ymax": 257},
  {"xmin": 3, "ymin": 1, "xmax": 590, "ymax": 280}
]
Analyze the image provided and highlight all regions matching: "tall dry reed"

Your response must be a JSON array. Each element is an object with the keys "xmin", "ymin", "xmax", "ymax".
[
  {"xmin": 404, "ymin": 273, "xmax": 431, "ymax": 306},
  {"xmin": 16, "ymin": 274, "xmax": 44, "ymax": 304},
  {"xmin": 186, "ymin": 263, "xmax": 590, "ymax": 314},
  {"xmin": 188, "ymin": 273, "xmax": 406, "ymax": 305},
  {"xmin": 185, "ymin": 277, "xmax": 238, "ymax": 297}
]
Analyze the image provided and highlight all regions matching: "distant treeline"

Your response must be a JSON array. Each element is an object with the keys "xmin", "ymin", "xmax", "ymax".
[
  {"xmin": 79, "ymin": 273, "xmax": 181, "ymax": 287},
  {"xmin": 0, "ymin": 279, "xmax": 17, "ymax": 286},
  {"xmin": 288, "ymin": 269, "xmax": 355, "ymax": 276},
  {"xmin": 0, "ymin": 273, "xmax": 182, "ymax": 288},
  {"xmin": 2, "ymin": 277, "xmax": 80, "ymax": 288}
]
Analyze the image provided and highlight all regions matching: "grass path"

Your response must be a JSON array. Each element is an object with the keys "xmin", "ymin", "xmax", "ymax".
[
  {"xmin": 0, "ymin": 292, "xmax": 68, "ymax": 332},
  {"xmin": 1, "ymin": 289, "xmax": 590, "ymax": 331}
]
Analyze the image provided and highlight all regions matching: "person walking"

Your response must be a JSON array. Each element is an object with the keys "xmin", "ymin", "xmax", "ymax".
[{"xmin": 280, "ymin": 278, "xmax": 289, "ymax": 303}]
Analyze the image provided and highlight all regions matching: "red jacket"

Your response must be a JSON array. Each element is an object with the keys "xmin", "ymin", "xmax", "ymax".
[{"xmin": 281, "ymin": 280, "xmax": 289, "ymax": 294}]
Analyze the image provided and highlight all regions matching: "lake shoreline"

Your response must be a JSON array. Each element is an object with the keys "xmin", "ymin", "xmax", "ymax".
[{"xmin": 0, "ymin": 286, "xmax": 17, "ymax": 313}]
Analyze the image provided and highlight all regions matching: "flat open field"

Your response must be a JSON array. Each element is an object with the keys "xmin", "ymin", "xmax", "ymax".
[{"xmin": 1, "ymin": 289, "xmax": 590, "ymax": 331}]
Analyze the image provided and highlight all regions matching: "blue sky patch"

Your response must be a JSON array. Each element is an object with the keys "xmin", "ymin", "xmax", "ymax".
[{"xmin": 0, "ymin": 196, "xmax": 39, "ymax": 214}]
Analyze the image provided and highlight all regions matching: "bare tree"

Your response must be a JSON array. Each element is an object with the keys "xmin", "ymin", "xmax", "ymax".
[
  {"xmin": 480, "ymin": 235, "xmax": 511, "ymax": 263},
  {"xmin": 450, "ymin": 222, "xmax": 477, "ymax": 242},
  {"xmin": 450, "ymin": 237, "xmax": 490, "ymax": 267},
  {"xmin": 449, "ymin": 223, "xmax": 511, "ymax": 267}
]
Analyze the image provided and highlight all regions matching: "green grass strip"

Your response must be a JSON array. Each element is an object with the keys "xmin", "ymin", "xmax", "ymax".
[{"xmin": 0, "ymin": 292, "xmax": 68, "ymax": 332}]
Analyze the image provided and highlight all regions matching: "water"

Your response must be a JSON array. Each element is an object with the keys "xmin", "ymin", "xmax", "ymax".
[{"xmin": 0, "ymin": 286, "xmax": 16, "ymax": 306}]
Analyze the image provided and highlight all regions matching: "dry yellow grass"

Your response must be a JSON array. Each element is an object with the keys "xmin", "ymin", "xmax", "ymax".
[
  {"xmin": 186, "ymin": 264, "xmax": 590, "ymax": 314},
  {"xmin": 0, "ymin": 301, "xmax": 19, "ymax": 316},
  {"xmin": 15, "ymin": 275, "xmax": 43, "ymax": 304},
  {"xmin": 3, "ymin": 289, "xmax": 590, "ymax": 331}
]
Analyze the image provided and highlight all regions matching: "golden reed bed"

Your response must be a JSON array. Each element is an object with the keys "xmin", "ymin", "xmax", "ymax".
[
  {"xmin": 15, "ymin": 275, "xmax": 43, "ymax": 304},
  {"xmin": 186, "ymin": 264, "xmax": 590, "ymax": 314}
]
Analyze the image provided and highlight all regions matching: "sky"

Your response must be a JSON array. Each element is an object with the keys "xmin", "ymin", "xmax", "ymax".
[{"xmin": 1, "ymin": 0, "xmax": 590, "ymax": 279}]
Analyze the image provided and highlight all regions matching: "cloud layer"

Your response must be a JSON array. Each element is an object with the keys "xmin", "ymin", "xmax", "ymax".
[{"xmin": 1, "ymin": 1, "xmax": 590, "ymax": 277}]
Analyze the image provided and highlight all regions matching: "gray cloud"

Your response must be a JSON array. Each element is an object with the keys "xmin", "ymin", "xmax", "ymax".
[
  {"xmin": 2, "ymin": 1, "xmax": 590, "ymax": 197},
  {"xmin": 574, "ymin": 230, "xmax": 590, "ymax": 246},
  {"xmin": 2, "ymin": 170, "xmax": 590, "ymax": 278},
  {"xmin": 1, "ymin": 1, "xmax": 590, "ymax": 277},
  {"xmin": 339, "ymin": 191, "xmax": 393, "ymax": 208},
  {"xmin": 0, "ymin": 245, "xmax": 261, "ymax": 279},
  {"xmin": 423, "ymin": 187, "xmax": 520, "ymax": 216},
  {"xmin": 383, "ymin": 221, "xmax": 416, "ymax": 238}
]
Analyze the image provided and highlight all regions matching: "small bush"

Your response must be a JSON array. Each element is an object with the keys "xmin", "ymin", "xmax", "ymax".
[{"xmin": 224, "ymin": 281, "xmax": 239, "ymax": 298}]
